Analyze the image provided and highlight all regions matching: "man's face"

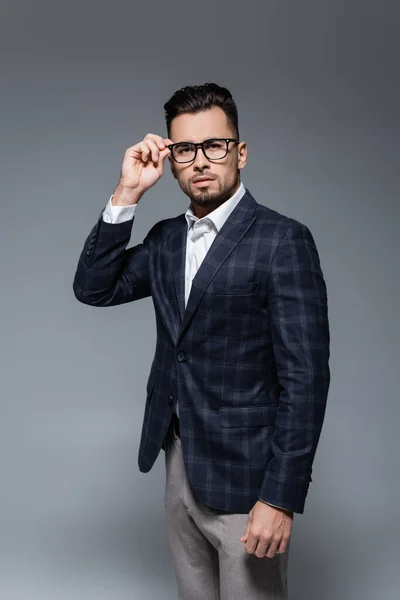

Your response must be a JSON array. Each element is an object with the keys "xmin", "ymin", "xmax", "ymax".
[{"xmin": 168, "ymin": 106, "xmax": 247, "ymax": 214}]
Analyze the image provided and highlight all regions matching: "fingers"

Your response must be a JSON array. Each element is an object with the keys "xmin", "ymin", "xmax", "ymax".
[
  {"xmin": 144, "ymin": 133, "xmax": 168, "ymax": 144},
  {"xmin": 129, "ymin": 134, "xmax": 172, "ymax": 165},
  {"xmin": 263, "ymin": 536, "xmax": 280, "ymax": 559},
  {"xmin": 145, "ymin": 133, "xmax": 174, "ymax": 148},
  {"xmin": 244, "ymin": 532, "xmax": 279, "ymax": 559},
  {"xmin": 275, "ymin": 537, "xmax": 289, "ymax": 555},
  {"xmin": 131, "ymin": 139, "xmax": 158, "ymax": 163},
  {"xmin": 240, "ymin": 519, "xmax": 251, "ymax": 543},
  {"xmin": 144, "ymin": 134, "xmax": 173, "ymax": 163},
  {"xmin": 144, "ymin": 138, "xmax": 161, "ymax": 163},
  {"xmin": 244, "ymin": 531, "xmax": 259, "ymax": 555},
  {"xmin": 254, "ymin": 538, "xmax": 269, "ymax": 559},
  {"xmin": 243, "ymin": 527, "xmax": 290, "ymax": 559}
]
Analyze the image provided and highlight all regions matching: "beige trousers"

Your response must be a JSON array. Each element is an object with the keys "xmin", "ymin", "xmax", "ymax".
[{"xmin": 163, "ymin": 423, "xmax": 290, "ymax": 599}]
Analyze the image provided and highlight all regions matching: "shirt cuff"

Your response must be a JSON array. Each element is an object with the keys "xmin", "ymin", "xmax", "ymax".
[
  {"xmin": 258, "ymin": 498, "xmax": 291, "ymax": 512},
  {"xmin": 102, "ymin": 194, "xmax": 137, "ymax": 224}
]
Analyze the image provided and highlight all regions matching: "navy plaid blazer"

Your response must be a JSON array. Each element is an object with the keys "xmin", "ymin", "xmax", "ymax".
[{"xmin": 73, "ymin": 187, "xmax": 330, "ymax": 514}]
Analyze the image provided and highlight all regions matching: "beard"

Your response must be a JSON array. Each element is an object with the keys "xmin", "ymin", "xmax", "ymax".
[{"xmin": 180, "ymin": 173, "xmax": 240, "ymax": 211}]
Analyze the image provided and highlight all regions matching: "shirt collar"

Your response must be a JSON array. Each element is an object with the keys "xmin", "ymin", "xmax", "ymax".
[{"xmin": 184, "ymin": 181, "xmax": 246, "ymax": 233}]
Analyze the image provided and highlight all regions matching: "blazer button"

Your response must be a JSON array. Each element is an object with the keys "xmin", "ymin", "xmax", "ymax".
[
  {"xmin": 86, "ymin": 250, "xmax": 91, "ymax": 256},
  {"xmin": 168, "ymin": 395, "xmax": 174, "ymax": 406},
  {"xmin": 177, "ymin": 352, "xmax": 187, "ymax": 362}
]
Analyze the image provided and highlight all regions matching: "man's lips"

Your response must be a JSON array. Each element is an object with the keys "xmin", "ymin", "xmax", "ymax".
[{"xmin": 193, "ymin": 176, "xmax": 215, "ymax": 184}]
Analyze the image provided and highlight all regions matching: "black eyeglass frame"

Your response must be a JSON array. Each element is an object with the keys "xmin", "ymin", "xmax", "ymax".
[{"xmin": 167, "ymin": 138, "xmax": 239, "ymax": 163}]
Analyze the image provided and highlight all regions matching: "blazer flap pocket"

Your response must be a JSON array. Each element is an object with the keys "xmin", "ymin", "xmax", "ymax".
[
  {"xmin": 219, "ymin": 404, "xmax": 277, "ymax": 427},
  {"xmin": 213, "ymin": 281, "xmax": 259, "ymax": 295}
]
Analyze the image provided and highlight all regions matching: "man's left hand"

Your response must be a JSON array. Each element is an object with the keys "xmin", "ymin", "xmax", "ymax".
[{"xmin": 240, "ymin": 501, "xmax": 293, "ymax": 559}]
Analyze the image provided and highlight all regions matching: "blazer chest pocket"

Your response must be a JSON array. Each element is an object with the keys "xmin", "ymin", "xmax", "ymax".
[{"xmin": 212, "ymin": 281, "xmax": 259, "ymax": 295}]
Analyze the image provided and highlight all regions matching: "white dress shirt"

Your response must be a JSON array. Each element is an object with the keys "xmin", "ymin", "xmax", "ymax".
[{"xmin": 101, "ymin": 181, "xmax": 286, "ymax": 513}]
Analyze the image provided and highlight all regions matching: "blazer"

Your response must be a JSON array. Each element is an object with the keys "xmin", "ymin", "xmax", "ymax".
[{"xmin": 73, "ymin": 187, "xmax": 330, "ymax": 514}]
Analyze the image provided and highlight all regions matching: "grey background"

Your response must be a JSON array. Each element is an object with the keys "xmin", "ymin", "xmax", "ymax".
[{"xmin": 1, "ymin": 1, "xmax": 399, "ymax": 598}]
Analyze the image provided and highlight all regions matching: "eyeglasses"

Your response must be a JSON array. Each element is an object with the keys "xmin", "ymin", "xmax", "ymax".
[{"xmin": 167, "ymin": 138, "xmax": 239, "ymax": 163}]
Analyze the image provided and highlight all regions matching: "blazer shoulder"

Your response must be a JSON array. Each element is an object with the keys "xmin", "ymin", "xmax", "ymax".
[
  {"xmin": 143, "ymin": 213, "xmax": 184, "ymax": 243},
  {"xmin": 255, "ymin": 202, "xmax": 313, "ymax": 239}
]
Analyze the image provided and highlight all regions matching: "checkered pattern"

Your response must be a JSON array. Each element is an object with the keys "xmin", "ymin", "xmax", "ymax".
[{"xmin": 73, "ymin": 188, "xmax": 330, "ymax": 514}]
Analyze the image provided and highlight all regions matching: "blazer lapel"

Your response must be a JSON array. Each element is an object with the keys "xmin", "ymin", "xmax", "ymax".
[{"xmin": 171, "ymin": 189, "xmax": 257, "ymax": 344}]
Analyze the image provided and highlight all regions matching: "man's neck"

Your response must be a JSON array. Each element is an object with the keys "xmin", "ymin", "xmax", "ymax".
[{"xmin": 190, "ymin": 180, "xmax": 241, "ymax": 219}]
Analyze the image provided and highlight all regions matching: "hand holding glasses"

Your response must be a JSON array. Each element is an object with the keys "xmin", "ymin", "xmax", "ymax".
[
  {"xmin": 111, "ymin": 135, "xmax": 240, "ymax": 208},
  {"xmin": 112, "ymin": 133, "xmax": 173, "ymax": 206}
]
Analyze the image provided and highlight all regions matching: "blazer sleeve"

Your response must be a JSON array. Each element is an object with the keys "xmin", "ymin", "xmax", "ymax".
[
  {"xmin": 258, "ymin": 221, "xmax": 330, "ymax": 514},
  {"xmin": 72, "ymin": 207, "xmax": 161, "ymax": 307}
]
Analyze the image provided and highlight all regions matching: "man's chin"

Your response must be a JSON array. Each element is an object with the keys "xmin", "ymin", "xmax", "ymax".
[
  {"xmin": 190, "ymin": 183, "xmax": 220, "ymax": 198},
  {"xmin": 190, "ymin": 192, "xmax": 218, "ymax": 206}
]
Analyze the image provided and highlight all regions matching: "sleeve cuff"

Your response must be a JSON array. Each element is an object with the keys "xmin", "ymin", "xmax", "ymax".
[
  {"xmin": 102, "ymin": 194, "xmax": 137, "ymax": 224},
  {"xmin": 258, "ymin": 499, "xmax": 291, "ymax": 512},
  {"xmin": 258, "ymin": 472, "xmax": 311, "ymax": 514}
]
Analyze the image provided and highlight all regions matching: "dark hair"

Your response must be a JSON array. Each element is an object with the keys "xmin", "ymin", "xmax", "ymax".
[{"xmin": 163, "ymin": 82, "xmax": 239, "ymax": 140}]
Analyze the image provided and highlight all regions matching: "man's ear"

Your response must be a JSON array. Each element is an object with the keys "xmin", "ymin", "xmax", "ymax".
[{"xmin": 237, "ymin": 141, "xmax": 248, "ymax": 170}]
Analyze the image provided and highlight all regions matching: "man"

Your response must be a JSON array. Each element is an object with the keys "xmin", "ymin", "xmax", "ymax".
[{"xmin": 73, "ymin": 82, "xmax": 330, "ymax": 599}]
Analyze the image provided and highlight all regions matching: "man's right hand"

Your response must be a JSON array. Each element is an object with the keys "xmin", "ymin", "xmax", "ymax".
[{"xmin": 112, "ymin": 133, "xmax": 174, "ymax": 206}]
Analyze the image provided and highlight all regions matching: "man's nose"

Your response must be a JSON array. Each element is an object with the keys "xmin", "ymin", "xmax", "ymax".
[{"xmin": 193, "ymin": 146, "xmax": 210, "ymax": 168}]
